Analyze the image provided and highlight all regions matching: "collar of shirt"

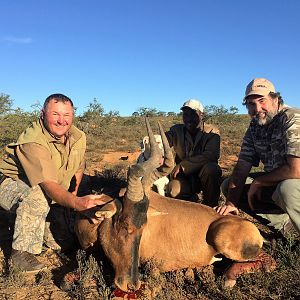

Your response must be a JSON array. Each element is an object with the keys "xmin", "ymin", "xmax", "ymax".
[{"xmin": 38, "ymin": 118, "xmax": 81, "ymax": 147}]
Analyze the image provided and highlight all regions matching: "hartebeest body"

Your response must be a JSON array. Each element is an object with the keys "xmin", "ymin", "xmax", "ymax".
[
  {"xmin": 75, "ymin": 119, "xmax": 265, "ymax": 292},
  {"xmin": 75, "ymin": 191, "xmax": 263, "ymax": 291}
]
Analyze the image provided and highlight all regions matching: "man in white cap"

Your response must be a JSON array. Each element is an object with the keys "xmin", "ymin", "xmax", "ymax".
[
  {"xmin": 216, "ymin": 78, "xmax": 300, "ymax": 238},
  {"xmin": 165, "ymin": 99, "xmax": 222, "ymax": 206}
]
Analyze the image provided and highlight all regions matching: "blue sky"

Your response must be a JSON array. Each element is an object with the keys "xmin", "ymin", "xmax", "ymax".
[{"xmin": 1, "ymin": 0, "xmax": 299, "ymax": 116}]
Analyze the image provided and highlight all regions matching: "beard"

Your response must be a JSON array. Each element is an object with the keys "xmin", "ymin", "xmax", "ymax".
[{"xmin": 252, "ymin": 110, "xmax": 278, "ymax": 126}]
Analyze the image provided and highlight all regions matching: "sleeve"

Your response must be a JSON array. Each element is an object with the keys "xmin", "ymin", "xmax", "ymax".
[
  {"xmin": 16, "ymin": 143, "xmax": 58, "ymax": 186},
  {"xmin": 285, "ymin": 110, "xmax": 300, "ymax": 158},
  {"xmin": 238, "ymin": 127, "xmax": 260, "ymax": 167},
  {"xmin": 77, "ymin": 158, "xmax": 86, "ymax": 173},
  {"xmin": 180, "ymin": 133, "xmax": 220, "ymax": 175},
  {"xmin": 165, "ymin": 127, "xmax": 175, "ymax": 147}
]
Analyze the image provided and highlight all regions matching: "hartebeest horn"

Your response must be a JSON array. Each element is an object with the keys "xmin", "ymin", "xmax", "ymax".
[
  {"xmin": 157, "ymin": 121, "xmax": 174, "ymax": 176},
  {"xmin": 125, "ymin": 117, "xmax": 162, "ymax": 202},
  {"xmin": 141, "ymin": 121, "xmax": 174, "ymax": 194}
]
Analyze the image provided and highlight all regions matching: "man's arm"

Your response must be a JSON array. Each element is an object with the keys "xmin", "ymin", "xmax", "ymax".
[
  {"xmin": 16, "ymin": 144, "xmax": 106, "ymax": 213},
  {"xmin": 180, "ymin": 133, "xmax": 220, "ymax": 175},
  {"xmin": 17, "ymin": 142, "xmax": 86, "ymax": 194},
  {"xmin": 251, "ymin": 156, "xmax": 300, "ymax": 186},
  {"xmin": 227, "ymin": 160, "xmax": 253, "ymax": 205},
  {"xmin": 216, "ymin": 159, "xmax": 252, "ymax": 215},
  {"xmin": 70, "ymin": 170, "xmax": 84, "ymax": 196},
  {"xmin": 248, "ymin": 156, "xmax": 300, "ymax": 209},
  {"xmin": 40, "ymin": 180, "xmax": 107, "ymax": 212}
]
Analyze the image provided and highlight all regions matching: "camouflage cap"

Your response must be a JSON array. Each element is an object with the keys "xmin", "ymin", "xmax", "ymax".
[{"xmin": 244, "ymin": 78, "xmax": 276, "ymax": 100}]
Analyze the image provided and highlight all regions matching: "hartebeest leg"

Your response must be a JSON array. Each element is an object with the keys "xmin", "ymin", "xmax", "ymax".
[{"xmin": 224, "ymin": 251, "xmax": 277, "ymax": 287}]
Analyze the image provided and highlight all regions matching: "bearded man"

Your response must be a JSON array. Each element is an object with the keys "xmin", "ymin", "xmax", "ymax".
[{"xmin": 216, "ymin": 78, "xmax": 300, "ymax": 238}]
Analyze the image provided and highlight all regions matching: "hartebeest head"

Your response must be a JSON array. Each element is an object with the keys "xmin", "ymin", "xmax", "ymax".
[{"xmin": 98, "ymin": 118, "xmax": 174, "ymax": 291}]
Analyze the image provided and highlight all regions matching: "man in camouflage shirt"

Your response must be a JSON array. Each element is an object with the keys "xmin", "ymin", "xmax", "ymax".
[
  {"xmin": 216, "ymin": 78, "xmax": 300, "ymax": 237},
  {"xmin": 0, "ymin": 94, "xmax": 106, "ymax": 273}
]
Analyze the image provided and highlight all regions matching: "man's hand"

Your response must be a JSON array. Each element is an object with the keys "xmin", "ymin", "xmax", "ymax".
[
  {"xmin": 215, "ymin": 202, "xmax": 239, "ymax": 215},
  {"xmin": 247, "ymin": 179, "xmax": 262, "ymax": 211},
  {"xmin": 40, "ymin": 180, "xmax": 112, "ymax": 222},
  {"xmin": 171, "ymin": 164, "xmax": 182, "ymax": 179},
  {"xmin": 75, "ymin": 194, "xmax": 110, "ymax": 211},
  {"xmin": 76, "ymin": 194, "xmax": 114, "ymax": 224}
]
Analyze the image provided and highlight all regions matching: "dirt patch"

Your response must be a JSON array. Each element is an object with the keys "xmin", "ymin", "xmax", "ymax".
[
  {"xmin": 86, "ymin": 151, "xmax": 140, "ymax": 175},
  {"xmin": 219, "ymin": 154, "xmax": 238, "ymax": 172},
  {"xmin": 102, "ymin": 151, "xmax": 140, "ymax": 165}
]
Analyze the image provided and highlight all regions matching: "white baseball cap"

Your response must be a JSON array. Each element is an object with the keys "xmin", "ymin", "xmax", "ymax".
[{"xmin": 181, "ymin": 99, "xmax": 204, "ymax": 113}]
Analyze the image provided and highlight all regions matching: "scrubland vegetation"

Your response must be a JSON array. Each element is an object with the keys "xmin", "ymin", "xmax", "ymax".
[{"xmin": 0, "ymin": 94, "xmax": 299, "ymax": 299}]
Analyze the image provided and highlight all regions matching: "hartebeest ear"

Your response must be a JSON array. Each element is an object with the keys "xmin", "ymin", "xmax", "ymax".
[{"xmin": 95, "ymin": 199, "xmax": 121, "ymax": 219}]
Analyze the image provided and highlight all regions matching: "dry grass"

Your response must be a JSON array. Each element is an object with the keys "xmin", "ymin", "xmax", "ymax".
[{"xmin": 62, "ymin": 250, "xmax": 110, "ymax": 300}]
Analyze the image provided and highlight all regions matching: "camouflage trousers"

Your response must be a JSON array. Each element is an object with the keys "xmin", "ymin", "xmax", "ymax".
[
  {"xmin": 0, "ymin": 177, "xmax": 75, "ymax": 254},
  {"xmin": 221, "ymin": 173, "xmax": 300, "ymax": 234}
]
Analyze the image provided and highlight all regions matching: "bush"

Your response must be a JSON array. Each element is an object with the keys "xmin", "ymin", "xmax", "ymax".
[{"xmin": 0, "ymin": 110, "xmax": 36, "ymax": 156}]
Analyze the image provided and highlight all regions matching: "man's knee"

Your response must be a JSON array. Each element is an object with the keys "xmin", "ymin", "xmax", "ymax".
[
  {"xmin": 167, "ymin": 179, "xmax": 181, "ymax": 198},
  {"xmin": 221, "ymin": 177, "xmax": 230, "ymax": 197},
  {"xmin": 198, "ymin": 163, "xmax": 222, "ymax": 188},
  {"xmin": 19, "ymin": 186, "xmax": 50, "ymax": 216},
  {"xmin": 273, "ymin": 179, "xmax": 300, "ymax": 209},
  {"xmin": 167, "ymin": 178, "xmax": 192, "ymax": 198},
  {"xmin": 0, "ymin": 179, "xmax": 49, "ymax": 215}
]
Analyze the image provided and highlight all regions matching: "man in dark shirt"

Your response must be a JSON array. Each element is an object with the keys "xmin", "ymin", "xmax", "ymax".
[{"xmin": 166, "ymin": 99, "xmax": 222, "ymax": 206}]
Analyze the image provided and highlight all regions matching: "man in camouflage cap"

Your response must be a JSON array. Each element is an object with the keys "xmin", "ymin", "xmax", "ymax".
[
  {"xmin": 0, "ymin": 94, "xmax": 106, "ymax": 273},
  {"xmin": 216, "ymin": 78, "xmax": 300, "ymax": 238}
]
